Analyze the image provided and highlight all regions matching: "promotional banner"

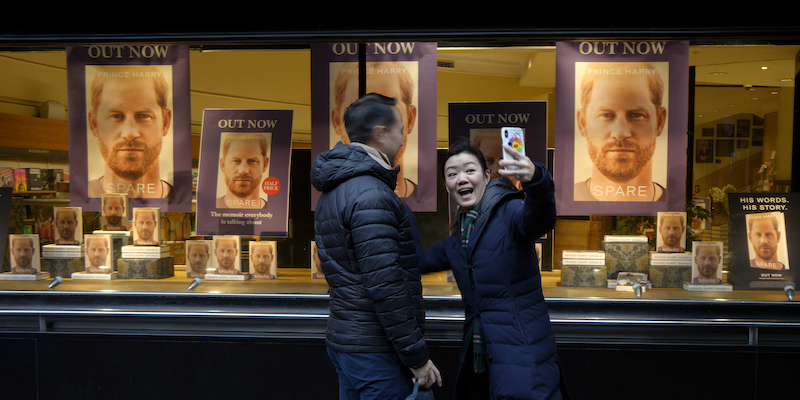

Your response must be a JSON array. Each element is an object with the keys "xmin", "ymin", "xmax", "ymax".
[
  {"xmin": 66, "ymin": 44, "xmax": 193, "ymax": 212},
  {"xmin": 729, "ymin": 193, "xmax": 797, "ymax": 290},
  {"xmin": 310, "ymin": 42, "xmax": 438, "ymax": 212},
  {"xmin": 448, "ymin": 101, "xmax": 548, "ymax": 172},
  {"xmin": 554, "ymin": 41, "xmax": 689, "ymax": 215},
  {"xmin": 195, "ymin": 109, "xmax": 293, "ymax": 237},
  {"xmin": 448, "ymin": 101, "xmax": 551, "ymax": 267}
]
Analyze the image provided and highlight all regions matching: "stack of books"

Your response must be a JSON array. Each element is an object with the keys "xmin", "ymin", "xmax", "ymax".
[
  {"xmin": 650, "ymin": 251, "xmax": 692, "ymax": 266},
  {"xmin": 42, "ymin": 244, "xmax": 84, "ymax": 259},
  {"xmin": 560, "ymin": 250, "xmax": 607, "ymax": 287},
  {"xmin": 649, "ymin": 251, "xmax": 692, "ymax": 288},
  {"xmin": 121, "ymin": 245, "xmax": 171, "ymax": 259},
  {"xmin": 602, "ymin": 235, "xmax": 650, "ymax": 280},
  {"xmin": 604, "ymin": 235, "xmax": 649, "ymax": 244}
]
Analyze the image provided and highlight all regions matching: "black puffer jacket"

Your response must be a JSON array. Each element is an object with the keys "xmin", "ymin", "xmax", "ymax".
[{"xmin": 311, "ymin": 142, "xmax": 429, "ymax": 369}]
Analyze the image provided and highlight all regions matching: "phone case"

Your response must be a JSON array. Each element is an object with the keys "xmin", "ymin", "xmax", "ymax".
[{"xmin": 501, "ymin": 127, "xmax": 525, "ymax": 170}]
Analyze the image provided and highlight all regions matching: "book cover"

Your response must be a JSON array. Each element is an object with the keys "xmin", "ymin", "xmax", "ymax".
[
  {"xmin": 603, "ymin": 242, "xmax": 650, "ymax": 279},
  {"xmin": 0, "ymin": 168, "xmax": 13, "ymax": 188},
  {"xmin": 656, "ymin": 212, "xmax": 687, "ymax": 252},
  {"xmin": 561, "ymin": 265, "xmax": 607, "ymax": 287},
  {"xmin": 13, "ymin": 168, "xmax": 27, "ymax": 191},
  {"xmin": 728, "ymin": 193, "xmax": 798, "ymax": 290}
]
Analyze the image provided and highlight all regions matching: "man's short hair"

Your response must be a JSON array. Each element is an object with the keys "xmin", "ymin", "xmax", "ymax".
[
  {"xmin": 659, "ymin": 214, "xmax": 685, "ymax": 228},
  {"xmin": 579, "ymin": 62, "xmax": 665, "ymax": 111},
  {"xmin": 11, "ymin": 236, "xmax": 35, "ymax": 251},
  {"xmin": 86, "ymin": 236, "xmax": 109, "ymax": 249},
  {"xmin": 343, "ymin": 93, "xmax": 398, "ymax": 144},
  {"xmin": 253, "ymin": 242, "xmax": 274, "ymax": 254},
  {"xmin": 188, "ymin": 242, "xmax": 210, "ymax": 254},
  {"xmin": 90, "ymin": 66, "xmax": 170, "ymax": 114},
  {"xmin": 55, "ymin": 208, "xmax": 78, "ymax": 221},
  {"xmin": 748, "ymin": 214, "xmax": 780, "ymax": 232},
  {"xmin": 221, "ymin": 132, "xmax": 269, "ymax": 159},
  {"xmin": 216, "ymin": 238, "xmax": 238, "ymax": 251},
  {"xmin": 135, "ymin": 209, "xmax": 157, "ymax": 222},
  {"xmin": 695, "ymin": 244, "xmax": 721, "ymax": 258},
  {"xmin": 332, "ymin": 62, "xmax": 415, "ymax": 113},
  {"xmin": 103, "ymin": 195, "xmax": 126, "ymax": 209}
]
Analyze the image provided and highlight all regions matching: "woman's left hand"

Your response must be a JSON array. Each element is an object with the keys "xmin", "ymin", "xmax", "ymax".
[{"xmin": 498, "ymin": 143, "xmax": 536, "ymax": 183}]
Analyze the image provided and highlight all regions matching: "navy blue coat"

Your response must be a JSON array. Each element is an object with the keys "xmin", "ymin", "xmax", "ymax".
[
  {"xmin": 425, "ymin": 165, "xmax": 563, "ymax": 399},
  {"xmin": 311, "ymin": 142, "xmax": 429, "ymax": 369}
]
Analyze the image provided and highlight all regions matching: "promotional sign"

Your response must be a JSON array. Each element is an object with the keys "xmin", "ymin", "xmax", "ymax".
[
  {"xmin": 554, "ymin": 41, "xmax": 689, "ymax": 215},
  {"xmin": 447, "ymin": 101, "xmax": 548, "ymax": 212},
  {"xmin": 729, "ymin": 193, "xmax": 797, "ymax": 290},
  {"xmin": 448, "ymin": 101, "xmax": 548, "ymax": 172},
  {"xmin": 310, "ymin": 42, "xmax": 438, "ymax": 212},
  {"xmin": 66, "ymin": 44, "xmax": 193, "ymax": 212},
  {"xmin": 448, "ymin": 101, "xmax": 553, "ymax": 269},
  {"xmin": 195, "ymin": 109, "xmax": 293, "ymax": 237}
]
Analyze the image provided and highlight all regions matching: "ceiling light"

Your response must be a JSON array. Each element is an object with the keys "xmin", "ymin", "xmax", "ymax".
[{"xmin": 761, "ymin": 66, "xmax": 768, "ymax": 70}]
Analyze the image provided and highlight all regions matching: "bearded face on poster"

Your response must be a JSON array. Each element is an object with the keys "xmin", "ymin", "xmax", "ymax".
[
  {"xmin": 329, "ymin": 61, "xmax": 419, "ymax": 198},
  {"xmin": 574, "ymin": 62, "xmax": 668, "ymax": 203},
  {"xmin": 86, "ymin": 65, "xmax": 174, "ymax": 199}
]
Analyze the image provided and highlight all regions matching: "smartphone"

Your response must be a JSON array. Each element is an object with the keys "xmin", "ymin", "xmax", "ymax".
[{"xmin": 501, "ymin": 127, "xmax": 525, "ymax": 170}]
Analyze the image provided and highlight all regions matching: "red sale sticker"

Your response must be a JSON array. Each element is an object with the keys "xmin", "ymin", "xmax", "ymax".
[{"xmin": 262, "ymin": 177, "xmax": 280, "ymax": 195}]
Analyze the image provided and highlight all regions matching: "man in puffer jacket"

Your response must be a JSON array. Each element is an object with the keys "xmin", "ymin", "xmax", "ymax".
[{"xmin": 311, "ymin": 93, "xmax": 441, "ymax": 400}]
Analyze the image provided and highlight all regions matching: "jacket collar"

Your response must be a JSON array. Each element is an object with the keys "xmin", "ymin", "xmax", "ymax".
[
  {"xmin": 476, "ymin": 177, "xmax": 520, "ymax": 224},
  {"xmin": 350, "ymin": 142, "xmax": 393, "ymax": 170}
]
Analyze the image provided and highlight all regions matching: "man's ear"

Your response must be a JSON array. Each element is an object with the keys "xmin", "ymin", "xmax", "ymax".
[
  {"xmin": 369, "ymin": 124, "xmax": 388, "ymax": 146},
  {"xmin": 331, "ymin": 108, "xmax": 349, "ymax": 143},
  {"xmin": 576, "ymin": 109, "xmax": 587, "ymax": 138},
  {"xmin": 162, "ymin": 109, "xmax": 172, "ymax": 137},
  {"xmin": 656, "ymin": 106, "xmax": 667, "ymax": 137},
  {"xmin": 406, "ymin": 105, "xmax": 417, "ymax": 134},
  {"xmin": 88, "ymin": 111, "xmax": 100, "ymax": 138}
]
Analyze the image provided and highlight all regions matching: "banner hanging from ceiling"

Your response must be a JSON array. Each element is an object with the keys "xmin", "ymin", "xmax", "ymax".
[
  {"xmin": 195, "ymin": 109, "xmax": 294, "ymax": 237},
  {"xmin": 554, "ymin": 40, "xmax": 689, "ymax": 216},
  {"xmin": 310, "ymin": 42, "xmax": 438, "ymax": 212},
  {"xmin": 66, "ymin": 44, "xmax": 193, "ymax": 212}
]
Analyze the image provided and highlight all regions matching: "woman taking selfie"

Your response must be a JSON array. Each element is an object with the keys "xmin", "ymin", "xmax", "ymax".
[{"xmin": 424, "ymin": 139, "xmax": 567, "ymax": 399}]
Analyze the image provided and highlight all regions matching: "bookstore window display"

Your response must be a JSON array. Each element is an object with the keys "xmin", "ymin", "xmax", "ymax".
[{"xmin": 0, "ymin": 41, "xmax": 797, "ymax": 305}]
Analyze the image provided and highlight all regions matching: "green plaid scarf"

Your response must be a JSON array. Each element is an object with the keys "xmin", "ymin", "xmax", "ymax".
[{"xmin": 459, "ymin": 205, "xmax": 486, "ymax": 374}]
